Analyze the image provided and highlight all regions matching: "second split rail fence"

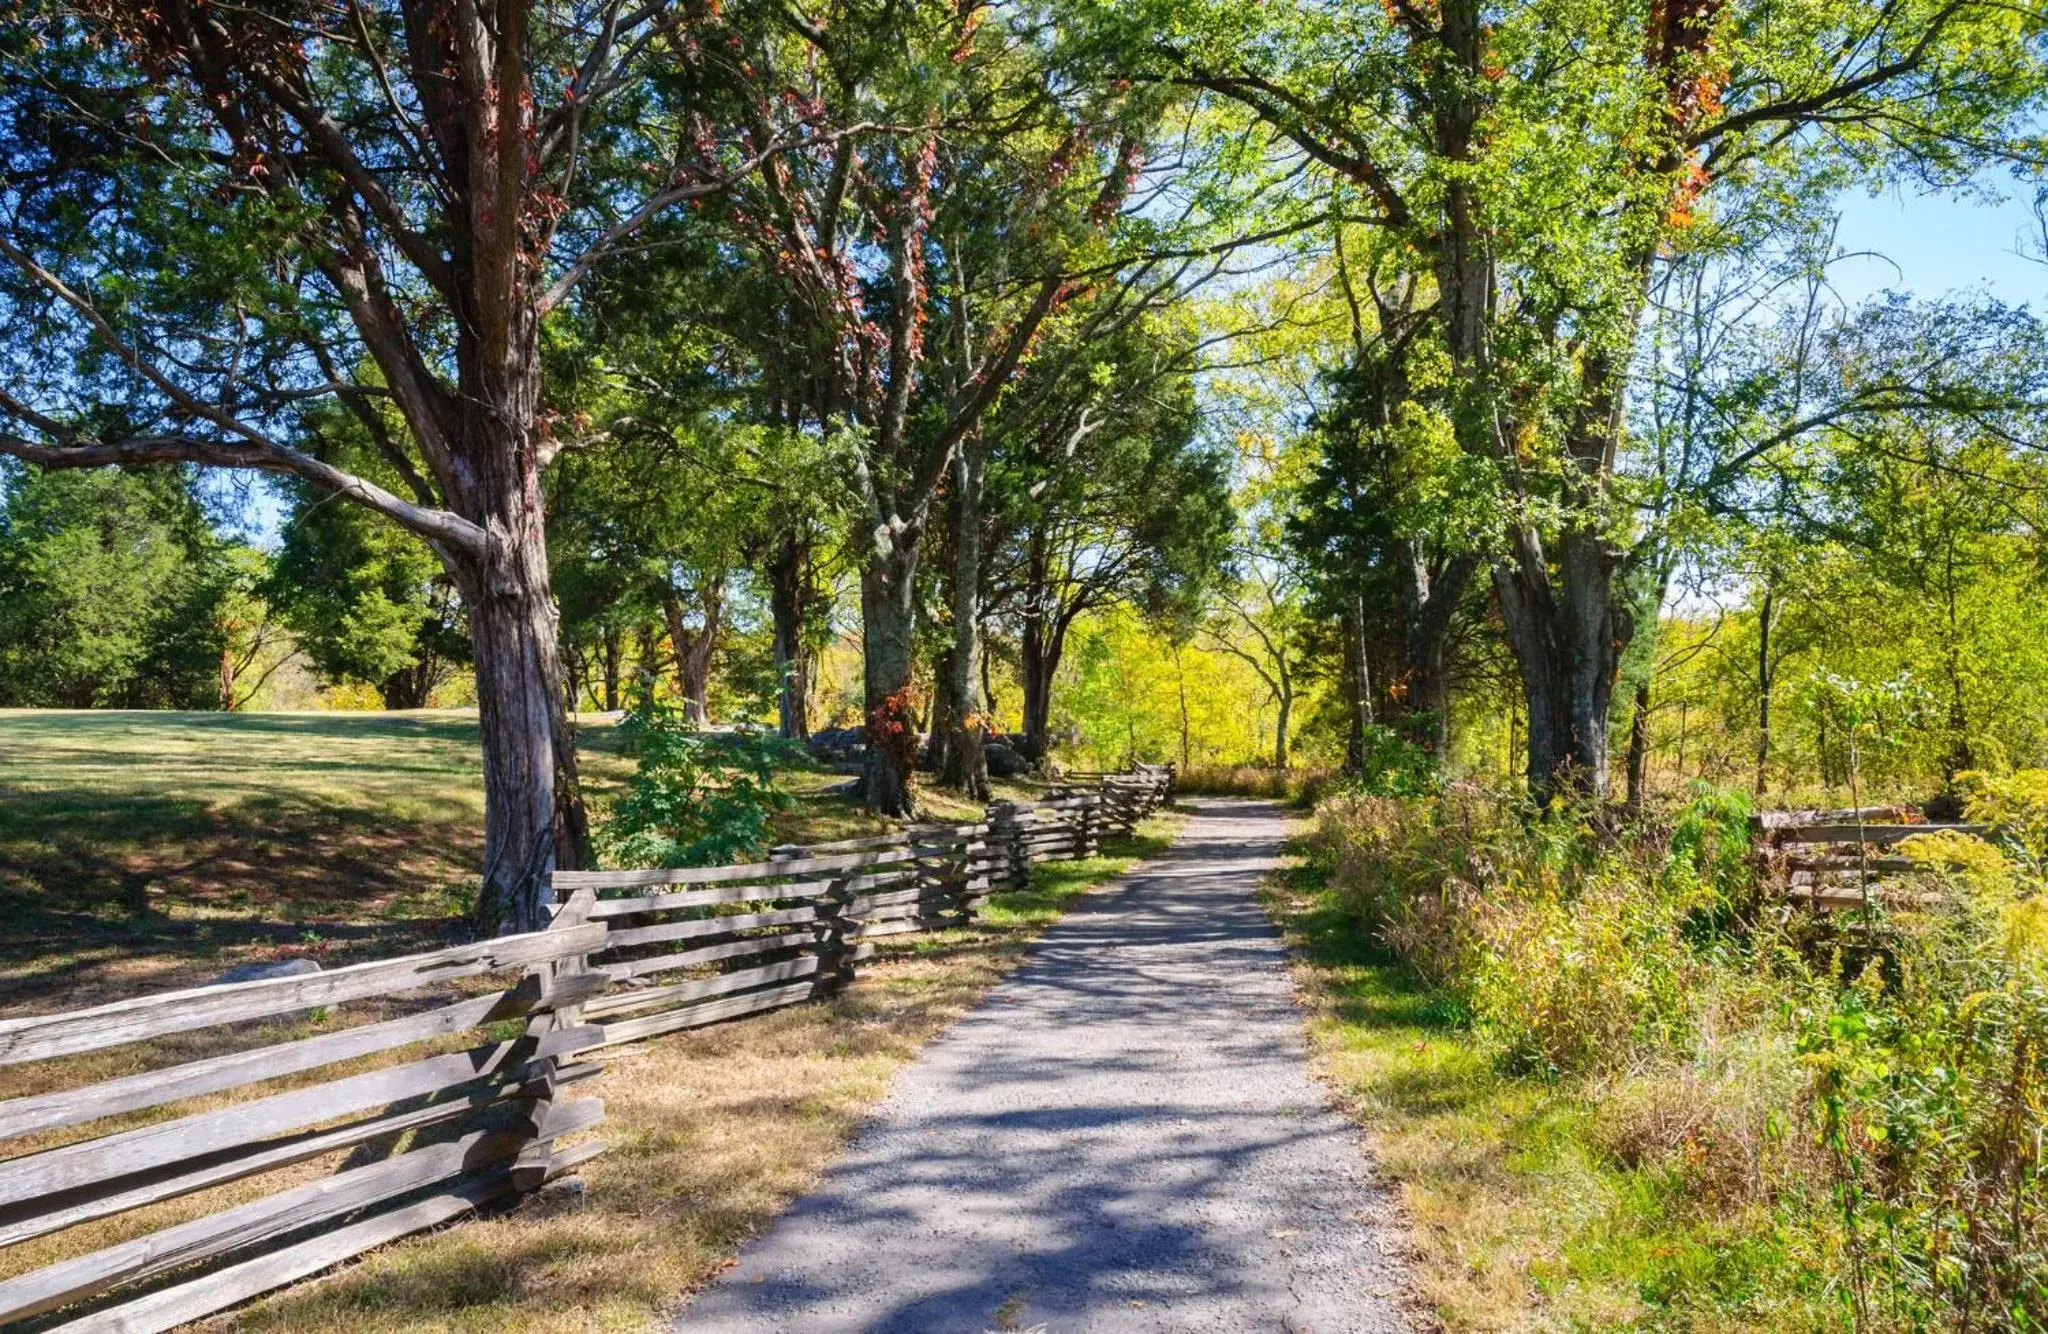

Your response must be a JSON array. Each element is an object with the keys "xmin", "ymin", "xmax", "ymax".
[{"xmin": 1755, "ymin": 805, "xmax": 1993, "ymax": 910}]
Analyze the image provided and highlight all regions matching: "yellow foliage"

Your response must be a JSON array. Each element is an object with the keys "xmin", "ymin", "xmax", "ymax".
[
  {"xmin": 1956, "ymin": 768, "xmax": 2048, "ymax": 859},
  {"xmin": 1896, "ymin": 830, "xmax": 2009, "ymax": 874}
]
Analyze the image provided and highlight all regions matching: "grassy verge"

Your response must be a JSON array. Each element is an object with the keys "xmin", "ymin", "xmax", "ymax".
[
  {"xmin": 1262, "ymin": 840, "xmax": 1826, "ymax": 1334},
  {"xmin": 206, "ymin": 811, "xmax": 1184, "ymax": 1333}
]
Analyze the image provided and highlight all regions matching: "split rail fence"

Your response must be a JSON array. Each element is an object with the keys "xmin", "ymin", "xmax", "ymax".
[
  {"xmin": 1755, "ymin": 805, "xmax": 1992, "ymax": 909},
  {"xmin": 0, "ymin": 764, "xmax": 1171, "ymax": 1331}
]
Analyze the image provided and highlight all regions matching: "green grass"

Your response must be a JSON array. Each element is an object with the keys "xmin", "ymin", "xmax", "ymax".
[
  {"xmin": 0, "ymin": 708, "xmax": 1055, "ymax": 1012},
  {"xmin": 1263, "ymin": 848, "xmax": 1837, "ymax": 1334}
]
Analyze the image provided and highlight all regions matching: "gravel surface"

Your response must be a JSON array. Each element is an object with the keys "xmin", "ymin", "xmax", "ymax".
[{"xmin": 675, "ymin": 797, "xmax": 1414, "ymax": 1334}]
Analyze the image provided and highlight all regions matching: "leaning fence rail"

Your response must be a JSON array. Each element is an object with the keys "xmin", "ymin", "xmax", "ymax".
[{"xmin": 0, "ymin": 765, "xmax": 1172, "ymax": 1330}]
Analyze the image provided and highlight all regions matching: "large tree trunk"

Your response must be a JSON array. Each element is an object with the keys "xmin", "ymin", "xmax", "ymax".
[
  {"xmin": 937, "ymin": 443, "xmax": 989, "ymax": 799},
  {"xmin": 1398, "ymin": 548, "xmax": 1478, "ymax": 753},
  {"xmin": 1019, "ymin": 614, "xmax": 1071, "ymax": 765},
  {"xmin": 453, "ymin": 512, "xmax": 587, "ymax": 935},
  {"xmin": 767, "ymin": 529, "xmax": 811, "ymax": 740},
  {"xmin": 861, "ymin": 536, "xmax": 920, "ymax": 816},
  {"xmin": 1494, "ymin": 526, "xmax": 1632, "ymax": 801},
  {"xmin": 663, "ymin": 578, "xmax": 722, "ymax": 725}
]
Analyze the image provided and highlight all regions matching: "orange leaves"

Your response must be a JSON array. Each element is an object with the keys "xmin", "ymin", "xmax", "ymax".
[{"xmin": 1665, "ymin": 157, "xmax": 1709, "ymax": 229}]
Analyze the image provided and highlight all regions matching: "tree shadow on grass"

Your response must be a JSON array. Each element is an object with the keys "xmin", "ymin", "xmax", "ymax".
[{"xmin": 0, "ymin": 784, "xmax": 478, "ymax": 1011}]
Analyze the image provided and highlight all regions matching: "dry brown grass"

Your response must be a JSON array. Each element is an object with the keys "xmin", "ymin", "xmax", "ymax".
[{"xmin": 0, "ymin": 816, "xmax": 1175, "ymax": 1333}]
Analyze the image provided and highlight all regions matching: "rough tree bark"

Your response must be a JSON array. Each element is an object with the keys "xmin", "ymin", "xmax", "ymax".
[
  {"xmin": 767, "ymin": 529, "xmax": 812, "ymax": 740},
  {"xmin": 1494, "ymin": 524, "xmax": 1633, "ymax": 801},
  {"xmin": 1397, "ymin": 546, "xmax": 1479, "ymax": 754},
  {"xmin": 663, "ymin": 577, "xmax": 723, "ymax": 725},
  {"xmin": 860, "ymin": 529, "xmax": 922, "ymax": 816},
  {"xmin": 937, "ymin": 439, "xmax": 990, "ymax": 798}
]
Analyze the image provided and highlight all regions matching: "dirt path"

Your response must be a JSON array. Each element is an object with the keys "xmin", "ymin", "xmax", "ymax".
[{"xmin": 674, "ymin": 797, "xmax": 1414, "ymax": 1333}]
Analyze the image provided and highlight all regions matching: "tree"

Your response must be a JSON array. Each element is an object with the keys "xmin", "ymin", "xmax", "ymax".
[
  {"xmin": 0, "ymin": 0, "xmax": 790, "ymax": 928},
  {"xmin": 981, "ymin": 312, "xmax": 1233, "ymax": 764},
  {"xmin": 268, "ymin": 437, "xmax": 467, "ymax": 709},
  {"xmin": 0, "ymin": 465, "xmax": 249, "ymax": 707},
  {"xmin": 1089, "ymin": 0, "xmax": 2048, "ymax": 797},
  {"xmin": 684, "ymin": 2, "xmax": 1176, "ymax": 812},
  {"xmin": 1203, "ymin": 561, "xmax": 1307, "ymax": 769}
]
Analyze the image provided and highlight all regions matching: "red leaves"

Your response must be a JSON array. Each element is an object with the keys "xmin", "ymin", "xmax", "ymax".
[{"xmin": 866, "ymin": 686, "xmax": 924, "ymax": 778}]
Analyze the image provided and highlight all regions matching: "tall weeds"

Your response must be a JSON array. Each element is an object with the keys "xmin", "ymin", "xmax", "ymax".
[{"xmin": 1309, "ymin": 779, "xmax": 2048, "ymax": 1330}]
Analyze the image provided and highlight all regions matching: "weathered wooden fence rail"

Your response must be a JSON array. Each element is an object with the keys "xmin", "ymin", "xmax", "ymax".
[
  {"xmin": 0, "ymin": 921, "xmax": 607, "ymax": 1333},
  {"xmin": 0, "ymin": 765, "xmax": 1172, "ymax": 1330},
  {"xmin": 1756, "ymin": 806, "xmax": 1993, "ymax": 909}
]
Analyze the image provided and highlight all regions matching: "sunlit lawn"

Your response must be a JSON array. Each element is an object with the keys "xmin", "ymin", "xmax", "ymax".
[{"xmin": 0, "ymin": 709, "xmax": 1035, "ymax": 1012}]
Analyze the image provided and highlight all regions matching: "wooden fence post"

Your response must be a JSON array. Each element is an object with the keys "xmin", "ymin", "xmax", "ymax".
[
  {"xmin": 961, "ymin": 823, "xmax": 990, "ymax": 918},
  {"xmin": 1077, "ymin": 793, "xmax": 1099, "ymax": 858},
  {"xmin": 815, "ymin": 875, "xmax": 855, "ymax": 990},
  {"xmin": 509, "ymin": 886, "xmax": 601, "ymax": 1194},
  {"xmin": 989, "ymin": 802, "xmax": 1026, "ymax": 891}
]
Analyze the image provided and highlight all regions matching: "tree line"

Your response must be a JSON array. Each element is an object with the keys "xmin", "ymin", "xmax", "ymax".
[{"xmin": 5, "ymin": 0, "xmax": 2048, "ymax": 929}]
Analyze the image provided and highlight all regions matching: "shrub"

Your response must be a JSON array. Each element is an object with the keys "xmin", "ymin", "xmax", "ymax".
[
  {"xmin": 1798, "ymin": 773, "xmax": 2048, "ymax": 1329},
  {"xmin": 1312, "ymin": 784, "xmax": 1758, "ymax": 1076},
  {"xmin": 594, "ymin": 702, "xmax": 798, "ymax": 869}
]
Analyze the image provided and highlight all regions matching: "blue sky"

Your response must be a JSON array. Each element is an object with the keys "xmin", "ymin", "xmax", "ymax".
[{"xmin": 1829, "ymin": 183, "xmax": 2046, "ymax": 306}]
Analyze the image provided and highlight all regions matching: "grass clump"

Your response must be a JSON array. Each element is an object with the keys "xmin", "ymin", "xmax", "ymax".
[{"xmin": 1277, "ymin": 781, "xmax": 2048, "ymax": 1331}]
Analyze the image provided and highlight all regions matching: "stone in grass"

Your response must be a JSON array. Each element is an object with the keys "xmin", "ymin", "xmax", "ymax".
[
  {"xmin": 537, "ymin": 1173, "xmax": 589, "ymax": 1211},
  {"xmin": 211, "ymin": 958, "xmax": 323, "ymax": 985}
]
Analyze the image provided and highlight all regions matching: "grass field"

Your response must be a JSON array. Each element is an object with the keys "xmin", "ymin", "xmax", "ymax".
[{"xmin": 0, "ymin": 709, "xmax": 1030, "ymax": 1013}]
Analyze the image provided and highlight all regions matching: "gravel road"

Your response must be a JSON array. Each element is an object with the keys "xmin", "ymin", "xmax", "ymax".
[{"xmin": 673, "ymin": 797, "xmax": 1414, "ymax": 1334}]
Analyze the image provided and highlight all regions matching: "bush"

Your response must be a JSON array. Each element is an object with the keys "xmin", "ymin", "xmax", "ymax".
[
  {"xmin": 594, "ymin": 703, "xmax": 798, "ymax": 869},
  {"xmin": 1798, "ymin": 772, "xmax": 2048, "ymax": 1329},
  {"xmin": 1311, "ymin": 783, "xmax": 1757, "ymax": 1075}
]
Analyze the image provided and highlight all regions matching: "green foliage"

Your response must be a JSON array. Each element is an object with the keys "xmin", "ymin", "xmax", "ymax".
[
  {"xmin": 1314, "ymin": 777, "xmax": 2048, "ymax": 1328},
  {"xmin": 0, "ymin": 466, "xmax": 246, "ymax": 708},
  {"xmin": 1796, "ymin": 898, "xmax": 2048, "ymax": 1329},
  {"xmin": 594, "ymin": 702, "xmax": 799, "ymax": 870},
  {"xmin": 1341, "ymin": 725, "xmax": 1445, "ymax": 798},
  {"xmin": 268, "ymin": 460, "xmax": 466, "ymax": 708}
]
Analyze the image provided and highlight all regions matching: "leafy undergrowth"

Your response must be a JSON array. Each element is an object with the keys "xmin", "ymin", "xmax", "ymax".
[
  {"xmin": 1274, "ymin": 776, "xmax": 2048, "ymax": 1333},
  {"xmin": 206, "ymin": 813, "xmax": 1183, "ymax": 1334},
  {"xmin": 1265, "ymin": 853, "xmax": 1837, "ymax": 1333}
]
